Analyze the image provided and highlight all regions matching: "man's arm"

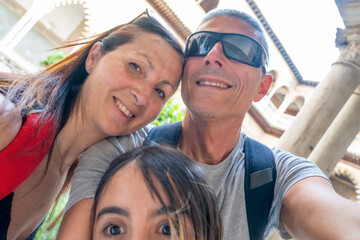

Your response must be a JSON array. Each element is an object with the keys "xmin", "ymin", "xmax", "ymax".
[
  {"xmin": 57, "ymin": 199, "xmax": 94, "ymax": 239},
  {"xmin": 281, "ymin": 176, "xmax": 360, "ymax": 239}
]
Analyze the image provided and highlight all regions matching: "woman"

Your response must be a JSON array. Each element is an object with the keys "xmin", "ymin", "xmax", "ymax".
[
  {"xmin": 91, "ymin": 146, "xmax": 223, "ymax": 240},
  {"xmin": 0, "ymin": 10, "xmax": 184, "ymax": 240}
]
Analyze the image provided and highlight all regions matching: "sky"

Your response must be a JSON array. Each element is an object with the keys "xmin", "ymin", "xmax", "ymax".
[
  {"xmin": 89, "ymin": 0, "xmax": 345, "ymax": 82},
  {"xmin": 218, "ymin": 0, "xmax": 345, "ymax": 82},
  {"xmin": 252, "ymin": 0, "xmax": 344, "ymax": 82}
]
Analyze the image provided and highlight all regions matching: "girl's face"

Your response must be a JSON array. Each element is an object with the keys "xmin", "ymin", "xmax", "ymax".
[
  {"xmin": 92, "ymin": 162, "xmax": 190, "ymax": 240},
  {"xmin": 82, "ymin": 31, "xmax": 183, "ymax": 137}
]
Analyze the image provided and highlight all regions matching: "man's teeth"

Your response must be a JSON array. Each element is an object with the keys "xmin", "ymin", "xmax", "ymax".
[
  {"xmin": 114, "ymin": 97, "xmax": 134, "ymax": 118},
  {"xmin": 198, "ymin": 80, "xmax": 230, "ymax": 88}
]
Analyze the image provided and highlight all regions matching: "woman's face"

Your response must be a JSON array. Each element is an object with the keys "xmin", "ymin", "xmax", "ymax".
[
  {"xmin": 92, "ymin": 162, "xmax": 189, "ymax": 239},
  {"xmin": 82, "ymin": 31, "xmax": 183, "ymax": 137}
]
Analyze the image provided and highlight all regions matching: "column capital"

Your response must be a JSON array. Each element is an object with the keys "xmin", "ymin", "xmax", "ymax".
[{"xmin": 335, "ymin": 27, "xmax": 360, "ymax": 69}]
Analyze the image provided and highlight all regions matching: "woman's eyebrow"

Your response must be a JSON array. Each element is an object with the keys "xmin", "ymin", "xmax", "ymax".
[
  {"xmin": 140, "ymin": 53, "xmax": 153, "ymax": 70},
  {"xmin": 159, "ymin": 80, "xmax": 175, "ymax": 90},
  {"xmin": 140, "ymin": 53, "xmax": 176, "ymax": 90},
  {"xmin": 97, "ymin": 206, "xmax": 129, "ymax": 220}
]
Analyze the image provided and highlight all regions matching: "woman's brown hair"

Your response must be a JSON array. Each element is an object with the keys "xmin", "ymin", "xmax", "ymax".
[{"xmin": 0, "ymin": 11, "xmax": 184, "ymax": 223}]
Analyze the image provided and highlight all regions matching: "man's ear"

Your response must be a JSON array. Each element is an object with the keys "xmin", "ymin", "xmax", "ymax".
[
  {"xmin": 85, "ymin": 42, "xmax": 102, "ymax": 73},
  {"xmin": 254, "ymin": 73, "xmax": 272, "ymax": 102}
]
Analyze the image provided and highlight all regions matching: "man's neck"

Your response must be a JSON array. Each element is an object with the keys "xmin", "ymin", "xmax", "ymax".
[{"xmin": 179, "ymin": 113, "xmax": 244, "ymax": 165}]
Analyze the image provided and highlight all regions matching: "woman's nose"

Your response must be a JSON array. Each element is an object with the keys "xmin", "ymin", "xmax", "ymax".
[{"xmin": 130, "ymin": 84, "xmax": 152, "ymax": 107}]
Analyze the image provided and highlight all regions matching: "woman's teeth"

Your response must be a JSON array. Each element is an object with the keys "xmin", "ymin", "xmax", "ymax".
[{"xmin": 113, "ymin": 97, "xmax": 134, "ymax": 118}]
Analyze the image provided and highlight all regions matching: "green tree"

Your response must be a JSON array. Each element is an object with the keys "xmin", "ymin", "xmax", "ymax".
[
  {"xmin": 152, "ymin": 97, "xmax": 185, "ymax": 126},
  {"xmin": 39, "ymin": 51, "xmax": 66, "ymax": 67},
  {"xmin": 35, "ymin": 194, "xmax": 68, "ymax": 240}
]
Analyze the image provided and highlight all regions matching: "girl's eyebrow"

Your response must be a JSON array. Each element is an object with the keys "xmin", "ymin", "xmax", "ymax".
[
  {"xmin": 97, "ymin": 206, "xmax": 175, "ymax": 219},
  {"xmin": 97, "ymin": 206, "xmax": 129, "ymax": 220},
  {"xmin": 151, "ymin": 206, "xmax": 177, "ymax": 217}
]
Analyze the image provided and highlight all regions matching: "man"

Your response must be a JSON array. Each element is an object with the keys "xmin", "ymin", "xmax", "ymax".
[{"xmin": 58, "ymin": 9, "xmax": 360, "ymax": 240}]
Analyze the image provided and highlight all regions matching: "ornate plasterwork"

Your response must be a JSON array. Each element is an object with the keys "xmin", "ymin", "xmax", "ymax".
[
  {"xmin": 332, "ymin": 163, "xmax": 360, "ymax": 203},
  {"xmin": 335, "ymin": 27, "xmax": 360, "ymax": 72},
  {"xmin": 49, "ymin": 0, "xmax": 91, "ymax": 37}
]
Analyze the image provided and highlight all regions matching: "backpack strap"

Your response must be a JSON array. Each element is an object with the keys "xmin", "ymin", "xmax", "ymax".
[
  {"xmin": 145, "ymin": 124, "xmax": 277, "ymax": 239},
  {"xmin": 144, "ymin": 121, "xmax": 182, "ymax": 147},
  {"xmin": 244, "ymin": 137, "xmax": 277, "ymax": 240}
]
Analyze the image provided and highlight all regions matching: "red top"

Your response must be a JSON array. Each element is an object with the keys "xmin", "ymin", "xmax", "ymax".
[{"xmin": 0, "ymin": 113, "xmax": 56, "ymax": 200}]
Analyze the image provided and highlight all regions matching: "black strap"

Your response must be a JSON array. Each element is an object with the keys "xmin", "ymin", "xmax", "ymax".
[
  {"xmin": 244, "ymin": 137, "xmax": 277, "ymax": 240},
  {"xmin": 145, "ymin": 123, "xmax": 277, "ymax": 240},
  {"xmin": 144, "ymin": 122, "xmax": 182, "ymax": 147}
]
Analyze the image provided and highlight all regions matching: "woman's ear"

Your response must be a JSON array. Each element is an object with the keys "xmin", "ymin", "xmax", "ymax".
[
  {"xmin": 85, "ymin": 42, "xmax": 102, "ymax": 74},
  {"xmin": 254, "ymin": 73, "xmax": 272, "ymax": 102}
]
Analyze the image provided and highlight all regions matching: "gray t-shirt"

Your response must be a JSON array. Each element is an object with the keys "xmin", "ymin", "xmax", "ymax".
[{"xmin": 66, "ymin": 127, "xmax": 328, "ymax": 240}]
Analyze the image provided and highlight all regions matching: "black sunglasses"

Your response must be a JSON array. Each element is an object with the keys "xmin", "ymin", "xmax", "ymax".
[
  {"xmin": 184, "ymin": 31, "xmax": 268, "ymax": 72},
  {"xmin": 129, "ymin": 9, "xmax": 170, "ymax": 30},
  {"xmin": 100, "ymin": 9, "xmax": 168, "ymax": 39}
]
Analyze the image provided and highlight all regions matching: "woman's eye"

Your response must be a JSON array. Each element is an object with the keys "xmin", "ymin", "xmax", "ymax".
[
  {"xmin": 158, "ymin": 224, "xmax": 171, "ymax": 236},
  {"xmin": 155, "ymin": 88, "xmax": 165, "ymax": 99},
  {"xmin": 129, "ymin": 62, "xmax": 142, "ymax": 73},
  {"xmin": 104, "ymin": 224, "xmax": 125, "ymax": 236}
]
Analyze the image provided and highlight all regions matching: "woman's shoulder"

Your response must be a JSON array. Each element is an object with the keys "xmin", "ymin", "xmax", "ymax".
[
  {"xmin": 0, "ymin": 93, "xmax": 22, "ymax": 151},
  {"xmin": 81, "ymin": 125, "xmax": 152, "ymax": 161}
]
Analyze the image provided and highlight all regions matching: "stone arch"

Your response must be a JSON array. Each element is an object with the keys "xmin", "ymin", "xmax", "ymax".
[
  {"xmin": 2, "ymin": 0, "xmax": 93, "ymax": 70},
  {"xmin": 331, "ymin": 166, "xmax": 360, "ymax": 203},
  {"xmin": 270, "ymin": 85, "xmax": 289, "ymax": 109},
  {"xmin": 284, "ymin": 95, "xmax": 305, "ymax": 116},
  {"xmin": 44, "ymin": 0, "xmax": 91, "ymax": 41}
]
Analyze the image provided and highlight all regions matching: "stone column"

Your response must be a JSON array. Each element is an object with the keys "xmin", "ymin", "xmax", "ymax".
[
  {"xmin": 277, "ymin": 27, "xmax": 360, "ymax": 158},
  {"xmin": 309, "ymin": 84, "xmax": 360, "ymax": 176}
]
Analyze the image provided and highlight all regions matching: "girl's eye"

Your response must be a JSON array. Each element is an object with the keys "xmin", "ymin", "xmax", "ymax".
[
  {"xmin": 155, "ymin": 88, "xmax": 165, "ymax": 99},
  {"xmin": 104, "ymin": 224, "xmax": 125, "ymax": 236},
  {"xmin": 129, "ymin": 62, "xmax": 142, "ymax": 73},
  {"xmin": 158, "ymin": 224, "xmax": 171, "ymax": 236}
]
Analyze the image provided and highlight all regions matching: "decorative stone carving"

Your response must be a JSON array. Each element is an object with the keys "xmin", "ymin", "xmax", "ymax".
[{"xmin": 335, "ymin": 27, "xmax": 360, "ymax": 71}]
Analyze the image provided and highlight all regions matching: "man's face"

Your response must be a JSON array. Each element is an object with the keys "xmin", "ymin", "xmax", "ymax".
[{"xmin": 181, "ymin": 16, "xmax": 272, "ymax": 121}]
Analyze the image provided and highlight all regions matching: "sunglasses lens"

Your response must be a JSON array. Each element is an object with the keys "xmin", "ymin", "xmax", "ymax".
[
  {"xmin": 185, "ymin": 31, "xmax": 265, "ymax": 69},
  {"xmin": 222, "ymin": 35, "xmax": 262, "ymax": 67},
  {"xmin": 186, "ymin": 33, "xmax": 217, "ymax": 56}
]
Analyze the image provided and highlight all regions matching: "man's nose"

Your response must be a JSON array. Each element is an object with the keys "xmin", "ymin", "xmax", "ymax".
[{"xmin": 203, "ymin": 41, "xmax": 225, "ymax": 67}]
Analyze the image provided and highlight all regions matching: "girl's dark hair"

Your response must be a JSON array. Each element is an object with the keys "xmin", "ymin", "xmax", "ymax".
[{"xmin": 92, "ymin": 145, "xmax": 223, "ymax": 240}]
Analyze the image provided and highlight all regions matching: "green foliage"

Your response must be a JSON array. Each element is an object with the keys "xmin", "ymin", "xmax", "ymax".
[
  {"xmin": 39, "ymin": 51, "xmax": 66, "ymax": 67},
  {"xmin": 152, "ymin": 97, "xmax": 185, "ymax": 126},
  {"xmin": 35, "ymin": 194, "xmax": 69, "ymax": 240}
]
